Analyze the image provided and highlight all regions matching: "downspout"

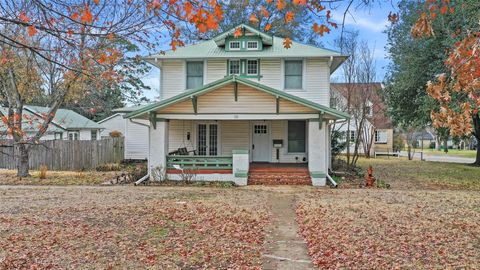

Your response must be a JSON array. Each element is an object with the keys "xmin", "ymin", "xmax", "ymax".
[
  {"xmin": 134, "ymin": 174, "xmax": 149, "ymax": 186},
  {"xmin": 326, "ymin": 173, "xmax": 338, "ymax": 188}
]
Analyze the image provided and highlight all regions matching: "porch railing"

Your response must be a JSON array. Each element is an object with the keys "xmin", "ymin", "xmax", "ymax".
[{"xmin": 166, "ymin": 155, "xmax": 233, "ymax": 170}]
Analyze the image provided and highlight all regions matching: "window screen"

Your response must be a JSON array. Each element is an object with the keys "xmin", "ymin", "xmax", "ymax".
[
  {"xmin": 186, "ymin": 61, "xmax": 203, "ymax": 89},
  {"xmin": 288, "ymin": 121, "xmax": 306, "ymax": 153},
  {"xmin": 284, "ymin": 60, "xmax": 303, "ymax": 89}
]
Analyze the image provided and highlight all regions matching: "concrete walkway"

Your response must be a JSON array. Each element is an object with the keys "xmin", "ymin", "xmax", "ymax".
[{"xmin": 262, "ymin": 193, "xmax": 314, "ymax": 270}]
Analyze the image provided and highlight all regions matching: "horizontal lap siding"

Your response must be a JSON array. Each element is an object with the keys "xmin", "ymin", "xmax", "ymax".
[
  {"xmin": 279, "ymin": 100, "xmax": 316, "ymax": 113},
  {"xmin": 160, "ymin": 100, "xmax": 194, "ymax": 113},
  {"xmin": 304, "ymin": 59, "xmax": 329, "ymax": 105},
  {"xmin": 255, "ymin": 59, "xmax": 282, "ymax": 89},
  {"xmin": 271, "ymin": 120, "xmax": 308, "ymax": 163},
  {"xmin": 161, "ymin": 60, "xmax": 185, "ymax": 99},
  {"xmin": 99, "ymin": 114, "xmax": 125, "ymax": 137},
  {"xmin": 168, "ymin": 120, "xmax": 194, "ymax": 152},
  {"xmin": 125, "ymin": 121, "xmax": 149, "ymax": 159},
  {"xmin": 206, "ymin": 60, "xmax": 226, "ymax": 83},
  {"xmin": 198, "ymin": 85, "xmax": 276, "ymax": 113},
  {"xmin": 221, "ymin": 121, "xmax": 249, "ymax": 155}
]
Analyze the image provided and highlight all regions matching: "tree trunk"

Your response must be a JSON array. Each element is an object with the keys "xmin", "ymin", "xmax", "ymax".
[
  {"xmin": 473, "ymin": 114, "xmax": 480, "ymax": 166},
  {"xmin": 443, "ymin": 139, "xmax": 448, "ymax": 153},
  {"xmin": 16, "ymin": 144, "xmax": 30, "ymax": 177}
]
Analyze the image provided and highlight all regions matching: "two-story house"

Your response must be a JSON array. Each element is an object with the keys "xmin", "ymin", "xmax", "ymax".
[{"xmin": 126, "ymin": 24, "xmax": 349, "ymax": 186}]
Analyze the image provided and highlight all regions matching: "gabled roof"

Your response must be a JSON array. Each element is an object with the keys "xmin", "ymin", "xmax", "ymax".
[
  {"xmin": 144, "ymin": 25, "xmax": 347, "ymax": 73},
  {"xmin": 25, "ymin": 105, "xmax": 103, "ymax": 130},
  {"xmin": 213, "ymin": 24, "xmax": 273, "ymax": 46},
  {"xmin": 126, "ymin": 75, "xmax": 349, "ymax": 120},
  {"xmin": 331, "ymin": 83, "xmax": 392, "ymax": 129}
]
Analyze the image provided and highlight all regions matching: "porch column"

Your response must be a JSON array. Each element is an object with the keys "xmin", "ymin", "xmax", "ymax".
[
  {"xmin": 308, "ymin": 120, "xmax": 327, "ymax": 186},
  {"xmin": 232, "ymin": 150, "xmax": 249, "ymax": 186},
  {"xmin": 148, "ymin": 120, "xmax": 169, "ymax": 176}
]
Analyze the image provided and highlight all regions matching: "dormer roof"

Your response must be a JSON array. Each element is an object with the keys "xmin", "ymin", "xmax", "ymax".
[{"xmin": 212, "ymin": 24, "xmax": 273, "ymax": 46}]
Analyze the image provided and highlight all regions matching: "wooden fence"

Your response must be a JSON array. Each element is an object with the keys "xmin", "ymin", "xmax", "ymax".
[{"xmin": 0, "ymin": 138, "xmax": 124, "ymax": 171}]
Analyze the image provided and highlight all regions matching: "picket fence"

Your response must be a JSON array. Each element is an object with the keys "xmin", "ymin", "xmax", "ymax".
[{"xmin": 0, "ymin": 138, "xmax": 124, "ymax": 171}]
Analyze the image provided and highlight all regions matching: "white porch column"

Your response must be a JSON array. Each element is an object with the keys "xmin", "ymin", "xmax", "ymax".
[
  {"xmin": 148, "ymin": 120, "xmax": 169, "ymax": 176},
  {"xmin": 308, "ymin": 120, "xmax": 327, "ymax": 186},
  {"xmin": 232, "ymin": 149, "xmax": 249, "ymax": 186}
]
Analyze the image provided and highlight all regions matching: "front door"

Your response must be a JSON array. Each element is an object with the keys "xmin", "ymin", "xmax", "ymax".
[{"xmin": 252, "ymin": 122, "xmax": 270, "ymax": 162}]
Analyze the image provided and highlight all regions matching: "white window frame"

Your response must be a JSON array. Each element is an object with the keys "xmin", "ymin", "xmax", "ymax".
[
  {"xmin": 246, "ymin": 59, "xmax": 258, "ymax": 75},
  {"xmin": 185, "ymin": 60, "xmax": 204, "ymax": 90},
  {"xmin": 283, "ymin": 59, "xmax": 305, "ymax": 91},
  {"xmin": 91, "ymin": 130, "xmax": 97, "ymax": 140},
  {"xmin": 286, "ymin": 120, "xmax": 307, "ymax": 154},
  {"xmin": 246, "ymin": 41, "xmax": 259, "ymax": 50},
  {"xmin": 229, "ymin": 59, "xmax": 241, "ymax": 75},
  {"xmin": 229, "ymin": 41, "xmax": 241, "ymax": 50},
  {"xmin": 68, "ymin": 131, "xmax": 80, "ymax": 141},
  {"xmin": 374, "ymin": 130, "xmax": 388, "ymax": 144},
  {"xmin": 349, "ymin": 130, "xmax": 356, "ymax": 142},
  {"xmin": 195, "ymin": 122, "xmax": 221, "ymax": 156},
  {"xmin": 54, "ymin": 132, "xmax": 63, "ymax": 140}
]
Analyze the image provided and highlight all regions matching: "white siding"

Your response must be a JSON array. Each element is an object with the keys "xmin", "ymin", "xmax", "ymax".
[
  {"xmin": 159, "ymin": 58, "xmax": 331, "ymax": 107},
  {"xmin": 124, "ymin": 120, "xmax": 149, "ymax": 159},
  {"xmin": 161, "ymin": 60, "xmax": 185, "ymax": 99},
  {"xmin": 206, "ymin": 59, "xmax": 226, "ymax": 83},
  {"xmin": 220, "ymin": 121, "xmax": 249, "ymax": 155},
  {"xmin": 99, "ymin": 114, "xmax": 126, "ymax": 137},
  {"xmin": 168, "ymin": 120, "xmax": 194, "ymax": 153},
  {"xmin": 79, "ymin": 129, "xmax": 92, "ymax": 140}
]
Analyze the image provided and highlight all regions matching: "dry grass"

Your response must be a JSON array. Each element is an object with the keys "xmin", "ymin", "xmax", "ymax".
[
  {"xmin": 351, "ymin": 157, "xmax": 480, "ymax": 190},
  {"xmin": 0, "ymin": 169, "xmax": 118, "ymax": 185},
  {"xmin": 297, "ymin": 189, "xmax": 480, "ymax": 269},
  {"xmin": 0, "ymin": 186, "xmax": 270, "ymax": 269}
]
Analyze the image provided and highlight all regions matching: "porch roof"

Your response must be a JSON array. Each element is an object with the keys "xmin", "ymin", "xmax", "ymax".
[{"xmin": 126, "ymin": 76, "xmax": 350, "ymax": 120}]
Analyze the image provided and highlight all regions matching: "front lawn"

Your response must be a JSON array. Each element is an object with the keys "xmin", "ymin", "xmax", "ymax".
[
  {"xmin": 416, "ymin": 148, "xmax": 478, "ymax": 158},
  {"xmin": 0, "ymin": 186, "xmax": 269, "ymax": 269},
  {"xmin": 354, "ymin": 157, "xmax": 480, "ymax": 190},
  {"xmin": 297, "ymin": 189, "xmax": 480, "ymax": 269}
]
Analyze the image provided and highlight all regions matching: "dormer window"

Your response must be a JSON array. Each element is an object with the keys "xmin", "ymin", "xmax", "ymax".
[
  {"xmin": 247, "ymin": 41, "xmax": 258, "ymax": 50},
  {"xmin": 229, "ymin": 41, "xmax": 240, "ymax": 50},
  {"xmin": 229, "ymin": 60, "xmax": 240, "ymax": 75}
]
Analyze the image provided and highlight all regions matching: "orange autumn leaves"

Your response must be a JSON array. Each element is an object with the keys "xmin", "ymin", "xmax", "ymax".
[
  {"xmin": 427, "ymin": 32, "xmax": 480, "ymax": 136},
  {"xmin": 411, "ymin": 0, "xmax": 455, "ymax": 38}
]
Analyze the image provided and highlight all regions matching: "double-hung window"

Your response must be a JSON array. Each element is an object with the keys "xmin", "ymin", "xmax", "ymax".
[
  {"xmin": 68, "ymin": 131, "xmax": 79, "ymax": 140},
  {"xmin": 284, "ymin": 60, "xmax": 303, "ymax": 89},
  {"xmin": 246, "ymin": 60, "xmax": 258, "ymax": 75},
  {"xmin": 349, "ymin": 130, "xmax": 356, "ymax": 142},
  {"xmin": 287, "ymin": 120, "xmax": 306, "ymax": 153},
  {"xmin": 229, "ymin": 60, "xmax": 240, "ymax": 75},
  {"xmin": 186, "ymin": 61, "xmax": 203, "ymax": 89},
  {"xmin": 247, "ymin": 41, "xmax": 258, "ymax": 50}
]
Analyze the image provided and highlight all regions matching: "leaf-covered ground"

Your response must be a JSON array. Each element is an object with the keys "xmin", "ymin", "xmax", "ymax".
[
  {"xmin": 0, "ymin": 169, "xmax": 117, "ymax": 185},
  {"xmin": 0, "ymin": 186, "xmax": 269, "ymax": 269},
  {"xmin": 296, "ymin": 189, "xmax": 480, "ymax": 269}
]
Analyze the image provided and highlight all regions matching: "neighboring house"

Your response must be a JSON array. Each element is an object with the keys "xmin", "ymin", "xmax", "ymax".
[
  {"xmin": 98, "ymin": 106, "xmax": 149, "ymax": 160},
  {"xmin": 330, "ymin": 83, "xmax": 395, "ymax": 156},
  {"xmin": 0, "ymin": 105, "xmax": 103, "ymax": 140},
  {"xmin": 125, "ymin": 24, "xmax": 349, "ymax": 186}
]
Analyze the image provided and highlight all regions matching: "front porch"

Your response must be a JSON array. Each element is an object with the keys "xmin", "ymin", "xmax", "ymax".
[{"xmin": 126, "ymin": 76, "xmax": 348, "ymax": 186}]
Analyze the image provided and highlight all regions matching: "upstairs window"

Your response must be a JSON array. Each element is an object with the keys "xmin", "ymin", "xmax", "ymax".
[
  {"xmin": 186, "ymin": 61, "xmax": 203, "ymax": 89},
  {"xmin": 229, "ymin": 41, "xmax": 240, "ymax": 50},
  {"xmin": 349, "ymin": 130, "xmax": 356, "ymax": 142},
  {"xmin": 247, "ymin": 60, "xmax": 258, "ymax": 75},
  {"xmin": 247, "ymin": 41, "xmax": 258, "ymax": 50},
  {"xmin": 284, "ymin": 60, "xmax": 303, "ymax": 89},
  {"xmin": 229, "ymin": 60, "xmax": 240, "ymax": 75}
]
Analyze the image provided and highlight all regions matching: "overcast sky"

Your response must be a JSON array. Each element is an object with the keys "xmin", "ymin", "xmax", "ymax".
[{"xmin": 140, "ymin": 1, "xmax": 398, "ymax": 101}]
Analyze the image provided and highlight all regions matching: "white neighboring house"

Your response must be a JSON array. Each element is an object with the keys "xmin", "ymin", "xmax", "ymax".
[
  {"xmin": 98, "ymin": 106, "xmax": 149, "ymax": 160},
  {"xmin": 0, "ymin": 105, "xmax": 103, "ymax": 140},
  {"xmin": 330, "ymin": 83, "xmax": 395, "ymax": 156},
  {"xmin": 124, "ymin": 24, "xmax": 350, "ymax": 186}
]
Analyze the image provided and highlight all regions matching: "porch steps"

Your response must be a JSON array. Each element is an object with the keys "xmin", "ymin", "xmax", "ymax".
[{"xmin": 248, "ymin": 168, "xmax": 311, "ymax": 185}]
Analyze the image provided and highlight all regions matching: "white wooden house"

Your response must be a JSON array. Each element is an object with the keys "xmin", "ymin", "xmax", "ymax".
[
  {"xmin": 126, "ymin": 24, "xmax": 349, "ymax": 186},
  {"xmin": 98, "ymin": 106, "xmax": 149, "ymax": 160},
  {"xmin": 0, "ymin": 105, "xmax": 103, "ymax": 141}
]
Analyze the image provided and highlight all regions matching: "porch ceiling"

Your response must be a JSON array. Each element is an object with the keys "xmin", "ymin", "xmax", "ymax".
[{"xmin": 126, "ymin": 76, "xmax": 350, "ymax": 121}]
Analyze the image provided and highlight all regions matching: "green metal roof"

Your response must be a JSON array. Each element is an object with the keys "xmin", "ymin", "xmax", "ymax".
[
  {"xmin": 0, "ymin": 106, "xmax": 65, "ymax": 133},
  {"xmin": 144, "ymin": 25, "xmax": 346, "ymax": 72},
  {"xmin": 126, "ymin": 75, "xmax": 350, "ymax": 120},
  {"xmin": 213, "ymin": 24, "xmax": 273, "ymax": 46},
  {"xmin": 25, "ymin": 105, "xmax": 103, "ymax": 130}
]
